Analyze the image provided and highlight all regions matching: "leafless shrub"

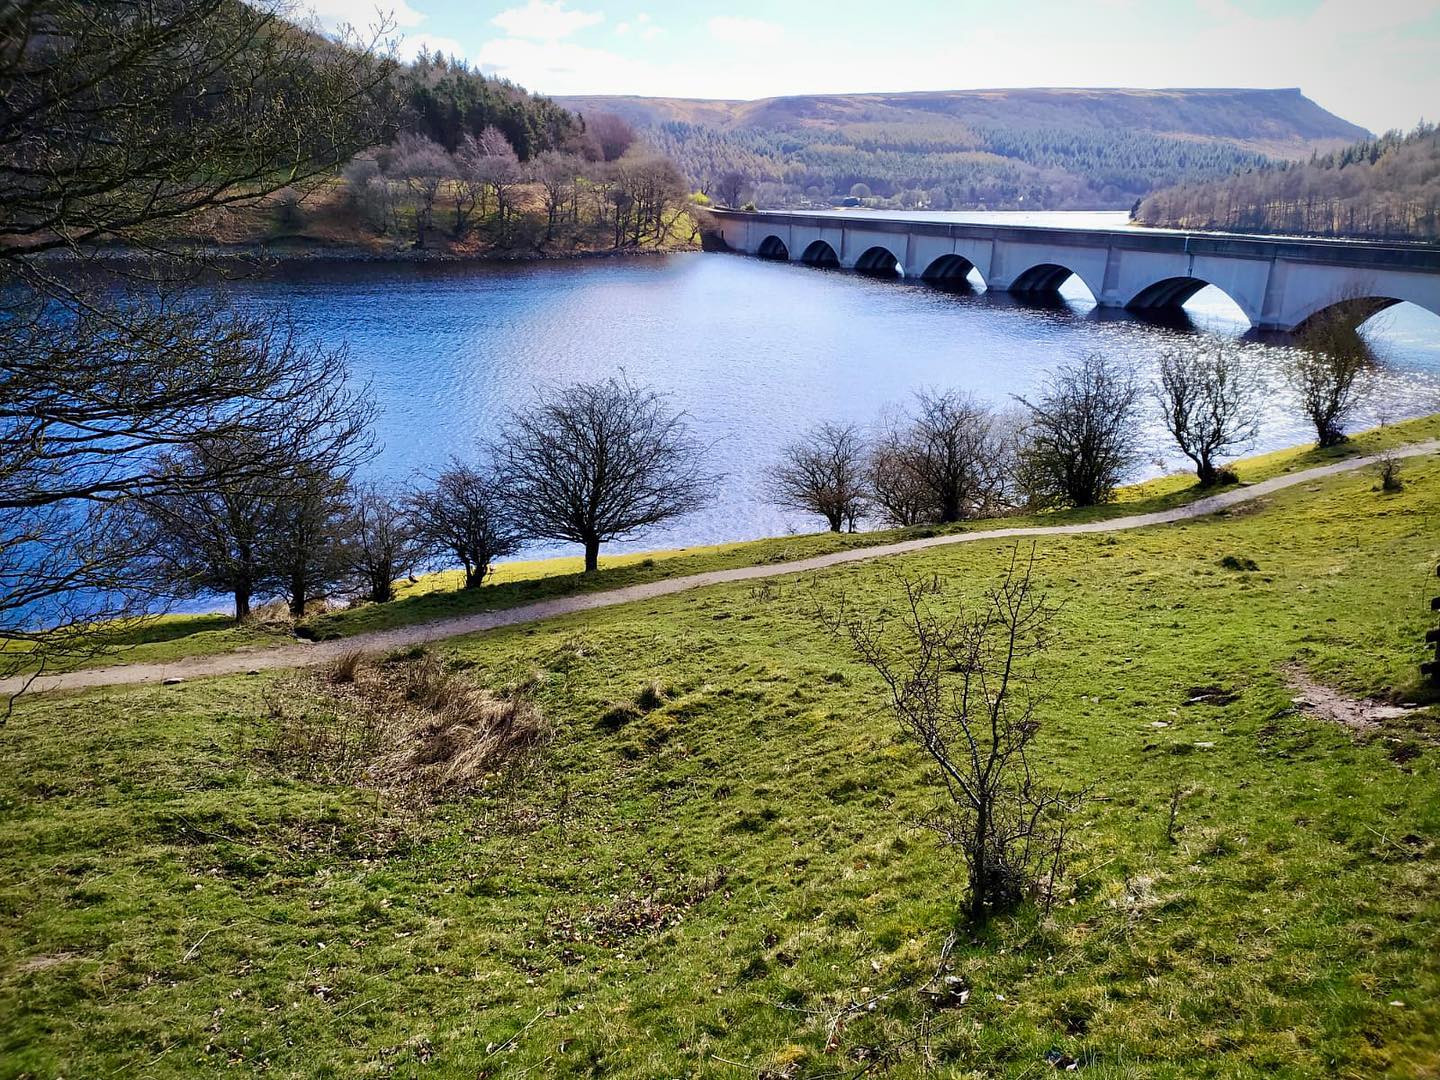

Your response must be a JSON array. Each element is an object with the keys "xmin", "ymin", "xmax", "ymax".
[
  {"xmin": 821, "ymin": 546, "xmax": 1085, "ymax": 921},
  {"xmin": 407, "ymin": 459, "xmax": 522, "ymax": 589},
  {"xmin": 1288, "ymin": 306, "xmax": 1373, "ymax": 447},
  {"xmin": 878, "ymin": 391, "xmax": 1011, "ymax": 524},
  {"xmin": 344, "ymin": 483, "xmax": 425, "ymax": 604},
  {"xmin": 1154, "ymin": 343, "xmax": 1261, "ymax": 486},
  {"xmin": 868, "ymin": 430, "xmax": 937, "ymax": 527},
  {"xmin": 500, "ymin": 378, "xmax": 720, "ymax": 573},
  {"xmin": 1376, "ymin": 449, "xmax": 1404, "ymax": 492},
  {"xmin": 1014, "ymin": 353, "xmax": 1143, "ymax": 507},
  {"xmin": 766, "ymin": 421, "xmax": 870, "ymax": 532}
]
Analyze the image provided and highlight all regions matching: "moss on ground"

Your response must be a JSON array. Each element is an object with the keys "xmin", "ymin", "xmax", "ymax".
[{"xmin": 2, "ymin": 448, "xmax": 1439, "ymax": 1077}]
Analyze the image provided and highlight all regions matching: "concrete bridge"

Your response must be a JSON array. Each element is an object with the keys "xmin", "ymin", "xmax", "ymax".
[{"xmin": 704, "ymin": 209, "xmax": 1440, "ymax": 333}]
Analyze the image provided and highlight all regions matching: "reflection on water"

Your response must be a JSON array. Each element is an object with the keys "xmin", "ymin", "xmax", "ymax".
[{"xmin": 233, "ymin": 250, "xmax": 1440, "ymax": 559}]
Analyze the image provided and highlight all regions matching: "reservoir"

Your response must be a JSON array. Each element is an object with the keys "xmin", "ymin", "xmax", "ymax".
[{"xmin": 238, "ymin": 225, "xmax": 1440, "ymax": 558}]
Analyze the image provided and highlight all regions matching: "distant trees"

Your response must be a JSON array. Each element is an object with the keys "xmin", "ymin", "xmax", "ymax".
[
  {"xmin": 1015, "ymin": 354, "xmax": 1143, "ymax": 507},
  {"xmin": 500, "ymin": 380, "xmax": 719, "ymax": 573},
  {"xmin": 1134, "ymin": 122, "xmax": 1439, "ymax": 242},
  {"xmin": 407, "ymin": 461, "xmax": 522, "ymax": 589},
  {"xmin": 767, "ymin": 423, "xmax": 869, "ymax": 532},
  {"xmin": 641, "ymin": 97, "xmax": 1280, "ymax": 213},
  {"xmin": 343, "ymin": 136, "xmax": 693, "ymax": 252},
  {"xmin": 1154, "ymin": 345, "xmax": 1261, "ymax": 485},
  {"xmin": 715, "ymin": 170, "xmax": 747, "ymax": 208},
  {"xmin": 583, "ymin": 111, "xmax": 638, "ymax": 162},
  {"xmin": 398, "ymin": 50, "xmax": 579, "ymax": 160}
]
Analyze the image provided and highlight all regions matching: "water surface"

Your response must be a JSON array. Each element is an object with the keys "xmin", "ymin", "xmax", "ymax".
[{"xmin": 238, "ymin": 248, "xmax": 1440, "ymax": 559}]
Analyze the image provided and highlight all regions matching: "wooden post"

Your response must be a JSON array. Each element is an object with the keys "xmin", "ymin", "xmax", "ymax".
[{"xmin": 1424, "ymin": 564, "xmax": 1440, "ymax": 685}]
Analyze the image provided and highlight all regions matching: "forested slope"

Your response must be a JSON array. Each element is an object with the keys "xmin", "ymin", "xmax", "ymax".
[
  {"xmin": 1133, "ymin": 123, "xmax": 1440, "ymax": 241},
  {"xmin": 558, "ymin": 87, "xmax": 1369, "ymax": 211}
]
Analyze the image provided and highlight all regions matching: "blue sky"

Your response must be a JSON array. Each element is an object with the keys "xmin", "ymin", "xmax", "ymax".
[{"xmin": 301, "ymin": 0, "xmax": 1438, "ymax": 133}]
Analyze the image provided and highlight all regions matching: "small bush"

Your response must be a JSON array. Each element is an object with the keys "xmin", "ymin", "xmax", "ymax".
[
  {"xmin": 1376, "ymin": 452, "xmax": 1404, "ymax": 492},
  {"xmin": 326, "ymin": 649, "xmax": 365, "ymax": 684},
  {"xmin": 1219, "ymin": 554, "xmax": 1259, "ymax": 572},
  {"xmin": 634, "ymin": 679, "xmax": 669, "ymax": 712}
]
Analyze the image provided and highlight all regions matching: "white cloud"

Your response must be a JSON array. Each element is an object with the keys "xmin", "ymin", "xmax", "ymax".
[
  {"xmin": 299, "ymin": 0, "xmax": 425, "ymax": 30},
  {"xmin": 616, "ymin": 12, "xmax": 661, "ymax": 41},
  {"xmin": 706, "ymin": 16, "xmax": 783, "ymax": 45},
  {"xmin": 400, "ymin": 30, "xmax": 467, "ymax": 59},
  {"xmin": 491, "ymin": 1, "xmax": 603, "ymax": 41}
]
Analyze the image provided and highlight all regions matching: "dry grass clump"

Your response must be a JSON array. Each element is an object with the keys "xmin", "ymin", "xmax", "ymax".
[{"xmin": 260, "ymin": 648, "xmax": 546, "ymax": 799}]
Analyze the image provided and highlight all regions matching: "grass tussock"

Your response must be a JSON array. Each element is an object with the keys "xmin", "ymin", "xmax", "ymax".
[{"xmin": 262, "ymin": 648, "xmax": 546, "ymax": 799}]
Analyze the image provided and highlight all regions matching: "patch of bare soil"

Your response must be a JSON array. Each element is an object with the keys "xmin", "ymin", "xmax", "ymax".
[{"xmin": 1283, "ymin": 666, "xmax": 1419, "ymax": 733}]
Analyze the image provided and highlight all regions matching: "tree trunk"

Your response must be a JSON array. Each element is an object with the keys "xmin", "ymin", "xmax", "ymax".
[
  {"xmin": 234, "ymin": 588, "xmax": 251, "ymax": 622},
  {"xmin": 289, "ymin": 576, "xmax": 307, "ymax": 618},
  {"xmin": 583, "ymin": 536, "xmax": 601, "ymax": 574}
]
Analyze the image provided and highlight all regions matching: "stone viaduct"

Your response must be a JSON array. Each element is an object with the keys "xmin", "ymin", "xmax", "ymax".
[{"xmin": 705, "ymin": 209, "xmax": 1440, "ymax": 333}]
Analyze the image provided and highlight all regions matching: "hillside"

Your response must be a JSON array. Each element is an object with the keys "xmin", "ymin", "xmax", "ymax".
[
  {"xmin": 1134, "ymin": 122, "xmax": 1440, "ymax": 242},
  {"xmin": 559, "ymin": 87, "xmax": 1370, "ymax": 211},
  {"xmin": 3, "ymin": 429, "xmax": 1439, "ymax": 1076}
]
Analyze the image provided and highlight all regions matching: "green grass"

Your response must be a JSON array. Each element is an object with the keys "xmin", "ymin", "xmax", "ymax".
[
  {"xmin": 55, "ymin": 412, "xmax": 1440, "ymax": 674},
  {"xmin": 3, "ymin": 447, "xmax": 1439, "ymax": 1077}
]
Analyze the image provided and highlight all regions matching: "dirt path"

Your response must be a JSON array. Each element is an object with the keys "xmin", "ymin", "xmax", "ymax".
[{"xmin": 8, "ymin": 441, "xmax": 1437, "ymax": 697}]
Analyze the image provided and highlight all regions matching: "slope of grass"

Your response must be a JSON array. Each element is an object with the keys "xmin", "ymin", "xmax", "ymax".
[
  {"xmin": 57, "ymin": 413, "xmax": 1440, "ymax": 673},
  {"xmin": 2, "ymin": 451, "xmax": 1438, "ymax": 1077}
]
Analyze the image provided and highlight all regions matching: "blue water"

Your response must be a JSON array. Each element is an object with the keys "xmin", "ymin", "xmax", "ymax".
[{"xmin": 231, "ymin": 249, "xmax": 1440, "ymax": 560}]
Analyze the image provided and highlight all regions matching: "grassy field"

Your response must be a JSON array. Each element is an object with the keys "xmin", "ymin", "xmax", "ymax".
[
  {"xmin": 49, "ymin": 412, "xmax": 1440, "ymax": 674},
  {"xmin": 2, "ymin": 442, "xmax": 1438, "ymax": 1077}
]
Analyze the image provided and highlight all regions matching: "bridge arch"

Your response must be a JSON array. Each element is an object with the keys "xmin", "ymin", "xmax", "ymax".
[
  {"xmin": 1009, "ymin": 262, "xmax": 1099, "ymax": 302},
  {"xmin": 854, "ymin": 245, "xmax": 903, "ymax": 278},
  {"xmin": 799, "ymin": 239, "xmax": 841, "ymax": 268},
  {"xmin": 921, "ymin": 254, "xmax": 983, "ymax": 290},
  {"xmin": 1125, "ymin": 276, "xmax": 1254, "ymax": 325},
  {"xmin": 1287, "ymin": 291, "xmax": 1440, "ymax": 335},
  {"xmin": 756, "ymin": 234, "xmax": 790, "ymax": 261}
]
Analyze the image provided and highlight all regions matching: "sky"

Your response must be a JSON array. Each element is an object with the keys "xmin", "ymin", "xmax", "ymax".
[{"xmin": 299, "ymin": 0, "xmax": 1439, "ymax": 134}]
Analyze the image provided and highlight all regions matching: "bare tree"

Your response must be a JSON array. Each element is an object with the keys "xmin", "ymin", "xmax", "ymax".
[
  {"xmin": 139, "ymin": 437, "xmax": 283, "ymax": 621},
  {"xmin": 823, "ymin": 548, "xmax": 1083, "ymax": 922},
  {"xmin": 345, "ymin": 485, "xmax": 425, "ymax": 603},
  {"xmin": 0, "ymin": 0, "xmax": 390, "ymax": 689},
  {"xmin": 767, "ymin": 422, "xmax": 869, "ymax": 532},
  {"xmin": 893, "ymin": 390, "xmax": 1010, "ymax": 523},
  {"xmin": 715, "ymin": 170, "xmax": 747, "ymax": 209},
  {"xmin": 1014, "ymin": 353, "xmax": 1143, "ymax": 507},
  {"xmin": 1287, "ymin": 311, "xmax": 1372, "ymax": 447},
  {"xmin": 868, "ymin": 433, "xmax": 937, "ymax": 527},
  {"xmin": 264, "ymin": 471, "xmax": 354, "ymax": 618},
  {"xmin": 391, "ymin": 133, "xmax": 453, "ymax": 248},
  {"xmin": 407, "ymin": 461, "xmax": 523, "ymax": 589},
  {"xmin": 499, "ymin": 380, "xmax": 719, "ymax": 573},
  {"xmin": 1154, "ymin": 344, "xmax": 1261, "ymax": 485},
  {"xmin": 584, "ymin": 111, "xmax": 637, "ymax": 162},
  {"xmin": 533, "ymin": 151, "xmax": 580, "ymax": 241}
]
